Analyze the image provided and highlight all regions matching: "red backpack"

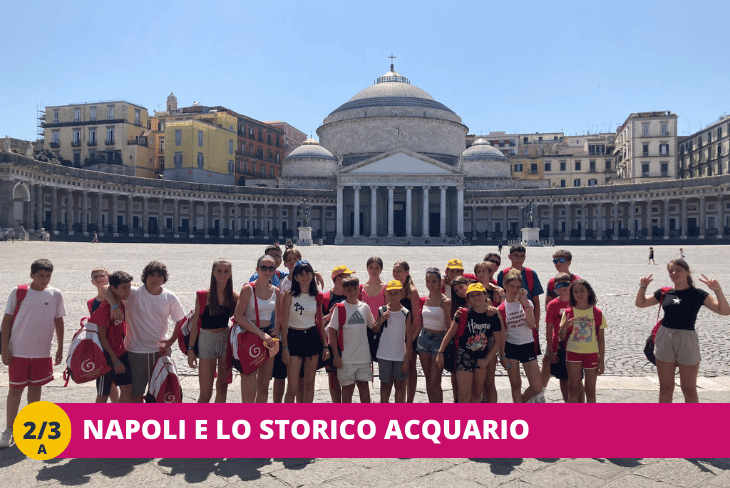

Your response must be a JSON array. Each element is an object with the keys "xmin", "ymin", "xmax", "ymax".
[
  {"xmin": 176, "ymin": 290, "xmax": 208, "ymax": 354},
  {"xmin": 500, "ymin": 267, "xmax": 535, "ymax": 295},
  {"xmin": 321, "ymin": 285, "xmax": 363, "ymax": 315},
  {"xmin": 2, "ymin": 285, "xmax": 28, "ymax": 354},
  {"xmin": 63, "ymin": 317, "xmax": 111, "ymax": 385},
  {"xmin": 145, "ymin": 356, "xmax": 183, "ymax": 403}
]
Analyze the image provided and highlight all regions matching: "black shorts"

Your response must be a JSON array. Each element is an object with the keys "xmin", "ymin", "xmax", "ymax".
[
  {"xmin": 96, "ymin": 352, "xmax": 133, "ymax": 396},
  {"xmin": 288, "ymin": 327, "xmax": 323, "ymax": 358},
  {"xmin": 455, "ymin": 347, "xmax": 488, "ymax": 373},
  {"xmin": 272, "ymin": 345, "xmax": 287, "ymax": 380},
  {"xmin": 550, "ymin": 344, "xmax": 569, "ymax": 380},
  {"xmin": 505, "ymin": 341, "xmax": 537, "ymax": 364}
]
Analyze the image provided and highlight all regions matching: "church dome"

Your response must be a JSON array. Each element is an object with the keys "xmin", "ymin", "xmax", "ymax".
[
  {"xmin": 460, "ymin": 138, "xmax": 507, "ymax": 161},
  {"xmin": 285, "ymin": 138, "xmax": 337, "ymax": 161},
  {"xmin": 328, "ymin": 68, "xmax": 456, "ymax": 116}
]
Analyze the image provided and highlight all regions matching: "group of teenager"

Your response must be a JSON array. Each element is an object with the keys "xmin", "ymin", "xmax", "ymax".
[{"xmin": 1, "ymin": 242, "xmax": 728, "ymax": 449}]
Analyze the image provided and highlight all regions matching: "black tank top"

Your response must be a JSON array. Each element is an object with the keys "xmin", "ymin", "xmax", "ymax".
[{"xmin": 201, "ymin": 305, "xmax": 231, "ymax": 330}]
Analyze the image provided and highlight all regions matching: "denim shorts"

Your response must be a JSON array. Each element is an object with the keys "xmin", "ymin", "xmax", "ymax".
[{"xmin": 417, "ymin": 329, "xmax": 446, "ymax": 356}]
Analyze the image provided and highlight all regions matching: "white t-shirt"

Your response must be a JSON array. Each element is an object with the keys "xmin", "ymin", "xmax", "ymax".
[
  {"xmin": 375, "ymin": 307, "xmax": 409, "ymax": 362},
  {"xmin": 503, "ymin": 301, "xmax": 534, "ymax": 345},
  {"xmin": 4, "ymin": 286, "xmax": 65, "ymax": 358},
  {"xmin": 280, "ymin": 277, "xmax": 292, "ymax": 293},
  {"xmin": 327, "ymin": 301, "xmax": 375, "ymax": 364},
  {"xmin": 124, "ymin": 285, "xmax": 185, "ymax": 353}
]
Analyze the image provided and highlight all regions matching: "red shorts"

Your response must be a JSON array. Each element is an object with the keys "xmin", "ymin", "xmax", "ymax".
[
  {"xmin": 9, "ymin": 357, "xmax": 54, "ymax": 389},
  {"xmin": 566, "ymin": 351, "xmax": 598, "ymax": 369}
]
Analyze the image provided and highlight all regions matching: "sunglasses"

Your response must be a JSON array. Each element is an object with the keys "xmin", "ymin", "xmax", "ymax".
[
  {"xmin": 259, "ymin": 265, "xmax": 276, "ymax": 272},
  {"xmin": 488, "ymin": 260, "xmax": 500, "ymax": 265},
  {"xmin": 553, "ymin": 258, "xmax": 567, "ymax": 264},
  {"xmin": 554, "ymin": 282, "xmax": 570, "ymax": 289}
]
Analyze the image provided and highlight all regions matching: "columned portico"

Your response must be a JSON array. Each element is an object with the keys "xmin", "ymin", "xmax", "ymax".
[
  {"xmin": 353, "ymin": 185, "xmax": 361, "ymax": 237},
  {"xmin": 422, "ymin": 186, "xmax": 429, "ymax": 238},
  {"xmin": 405, "ymin": 186, "xmax": 413, "ymax": 237},
  {"xmin": 387, "ymin": 186, "xmax": 395, "ymax": 237},
  {"xmin": 335, "ymin": 185, "xmax": 344, "ymax": 244},
  {"xmin": 370, "ymin": 186, "xmax": 378, "ymax": 237},
  {"xmin": 440, "ymin": 186, "xmax": 447, "ymax": 237}
]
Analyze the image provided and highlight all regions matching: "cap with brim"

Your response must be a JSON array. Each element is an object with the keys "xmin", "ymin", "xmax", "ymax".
[
  {"xmin": 446, "ymin": 259, "xmax": 463, "ymax": 270},
  {"xmin": 385, "ymin": 279, "xmax": 404, "ymax": 290},
  {"xmin": 466, "ymin": 282, "xmax": 487, "ymax": 294},
  {"xmin": 331, "ymin": 265, "xmax": 356, "ymax": 279}
]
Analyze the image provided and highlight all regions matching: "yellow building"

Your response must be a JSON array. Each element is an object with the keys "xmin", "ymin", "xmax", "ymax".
[
  {"xmin": 510, "ymin": 157, "xmax": 545, "ymax": 180},
  {"xmin": 150, "ymin": 102, "xmax": 238, "ymax": 185},
  {"xmin": 43, "ymin": 101, "xmax": 155, "ymax": 178}
]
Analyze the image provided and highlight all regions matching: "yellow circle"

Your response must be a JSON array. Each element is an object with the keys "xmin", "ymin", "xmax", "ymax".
[{"xmin": 13, "ymin": 401, "xmax": 71, "ymax": 460}]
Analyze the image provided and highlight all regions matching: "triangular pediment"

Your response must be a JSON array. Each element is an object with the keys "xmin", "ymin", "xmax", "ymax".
[{"xmin": 339, "ymin": 148, "xmax": 461, "ymax": 175}]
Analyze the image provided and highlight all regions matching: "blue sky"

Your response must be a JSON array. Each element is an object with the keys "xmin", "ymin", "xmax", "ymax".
[{"xmin": 3, "ymin": 0, "xmax": 730, "ymax": 141}]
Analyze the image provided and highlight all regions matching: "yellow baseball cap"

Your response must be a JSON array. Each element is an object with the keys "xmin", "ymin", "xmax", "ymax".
[
  {"xmin": 385, "ymin": 279, "xmax": 404, "ymax": 290},
  {"xmin": 331, "ymin": 265, "xmax": 356, "ymax": 279},
  {"xmin": 466, "ymin": 282, "xmax": 487, "ymax": 294},
  {"xmin": 446, "ymin": 259, "xmax": 463, "ymax": 270}
]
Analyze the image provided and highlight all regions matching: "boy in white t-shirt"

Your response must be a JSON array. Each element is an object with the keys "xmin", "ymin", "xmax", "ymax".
[
  {"xmin": 108, "ymin": 261, "xmax": 185, "ymax": 402},
  {"xmin": 1, "ymin": 259, "xmax": 65, "ymax": 448},
  {"xmin": 328, "ymin": 276, "xmax": 378, "ymax": 403},
  {"xmin": 375, "ymin": 280, "xmax": 413, "ymax": 403}
]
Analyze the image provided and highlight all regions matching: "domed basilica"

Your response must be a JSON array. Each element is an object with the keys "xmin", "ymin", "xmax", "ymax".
[{"xmin": 280, "ymin": 61, "xmax": 545, "ymax": 243}]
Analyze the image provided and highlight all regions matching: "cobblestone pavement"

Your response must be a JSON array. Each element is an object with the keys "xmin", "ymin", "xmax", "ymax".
[{"xmin": 1, "ymin": 242, "xmax": 729, "ymax": 485}]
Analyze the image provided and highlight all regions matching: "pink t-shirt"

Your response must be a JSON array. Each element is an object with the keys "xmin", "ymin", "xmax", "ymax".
[
  {"xmin": 4, "ymin": 286, "xmax": 65, "ymax": 358},
  {"xmin": 361, "ymin": 284, "xmax": 386, "ymax": 320}
]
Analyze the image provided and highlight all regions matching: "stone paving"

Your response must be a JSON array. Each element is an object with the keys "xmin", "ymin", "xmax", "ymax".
[{"xmin": 1, "ymin": 242, "xmax": 729, "ymax": 485}]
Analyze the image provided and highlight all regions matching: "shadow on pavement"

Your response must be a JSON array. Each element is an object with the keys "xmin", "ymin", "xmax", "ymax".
[
  {"xmin": 35, "ymin": 458, "xmax": 154, "ymax": 484},
  {"xmin": 468, "ymin": 458, "xmax": 559, "ymax": 475}
]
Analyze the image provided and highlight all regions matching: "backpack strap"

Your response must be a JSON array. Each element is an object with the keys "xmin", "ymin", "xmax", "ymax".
[
  {"xmin": 497, "ymin": 302, "xmax": 507, "ymax": 326},
  {"xmin": 322, "ymin": 291, "xmax": 331, "ymax": 315},
  {"xmin": 249, "ymin": 282, "xmax": 260, "ymax": 329},
  {"xmin": 13, "ymin": 284, "xmax": 28, "ymax": 317},
  {"xmin": 378, "ymin": 305, "xmax": 389, "ymax": 329},
  {"xmin": 454, "ymin": 307, "xmax": 469, "ymax": 351},
  {"xmin": 523, "ymin": 267, "xmax": 535, "ymax": 295},
  {"xmin": 196, "ymin": 290, "xmax": 208, "ymax": 330},
  {"xmin": 335, "ymin": 302, "xmax": 346, "ymax": 351},
  {"xmin": 315, "ymin": 293, "xmax": 325, "ymax": 341}
]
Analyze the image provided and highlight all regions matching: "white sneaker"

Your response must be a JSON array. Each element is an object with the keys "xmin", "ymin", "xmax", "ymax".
[{"xmin": 0, "ymin": 429, "xmax": 13, "ymax": 448}]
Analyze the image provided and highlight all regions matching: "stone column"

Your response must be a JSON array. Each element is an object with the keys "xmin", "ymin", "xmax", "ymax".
[
  {"xmin": 36, "ymin": 185, "xmax": 43, "ymax": 232},
  {"xmin": 501, "ymin": 204, "xmax": 508, "ymax": 239},
  {"xmin": 110, "ymin": 194, "xmax": 117, "ymax": 234},
  {"xmin": 142, "ymin": 196, "xmax": 149, "ymax": 235},
  {"xmin": 547, "ymin": 204, "xmax": 554, "ymax": 238},
  {"xmin": 718, "ymin": 196, "xmax": 725, "ymax": 239},
  {"xmin": 158, "ymin": 197, "xmax": 165, "ymax": 236},
  {"xmin": 96, "ymin": 192, "xmax": 103, "ymax": 233},
  {"xmin": 126, "ymin": 194, "xmax": 133, "ymax": 234},
  {"xmin": 67, "ymin": 189, "xmax": 75, "ymax": 233},
  {"xmin": 664, "ymin": 199, "xmax": 670, "ymax": 240},
  {"xmin": 486, "ymin": 205, "xmax": 492, "ymax": 239},
  {"xmin": 699, "ymin": 196, "xmax": 706, "ymax": 238},
  {"xmin": 613, "ymin": 202, "xmax": 619, "ymax": 240},
  {"xmin": 456, "ymin": 185, "xmax": 464, "ymax": 238},
  {"xmin": 471, "ymin": 205, "xmax": 477, "ymax": 241},
  {"xmin": 580, "ymin": 204, "xmax": 587, "ymax": 240},
  {"xmin": 173, "ymin": 198, "xmax": 180, "ymax": 235},
  {"xmin": 336, "ymin": 185, "xmax": 344, "ymax": 243},
  {"xmin": 233, "ymin": 203, "xmax": 241, "ymax": 238},
  {"xmin": 681, "ymin": 197, "xmax": 688, "ymax": 239},
  {"xmin": 277, "ymin": 204, "xmax": 283, "ymax": 240},
  {"xmin": 646, "ymin": 200, "xmax": 653, "ymax": 239},
  {"xmin": 405, "ymin": 186, "xmax": 412, "ymax": 237},
  {"xmin": 203, "ymin": 201, "xmax": 210, "ymax": 237},
  {"xmin": 370, "ymin": 186, "xmax": 378, "ymax": 237},
  {"xmin": 439, "ymin": 186, "xmax": 447, "ymax": 237},
  {"xmin": 51, "ymin": 187, "xmax": 58, "ymax": 232},
  {"xmin": 263, "ymin": 203, "xmax": 269, "ymax": 238},
  {"xmin": 353, "ymin": 185, "xmax": 361, "ymax": 237},
  {"xmin": 564, "ymin": 202, "xmax": 570, "ymax": 239},
  {"xmin": 387, "ymin": 186, "xmax": 395, "ymax": 237},
  {"xmin": 422, "ymin": 186, "xmax": 430, "ymax": 238},
  {"xmin": 248, "ymin": 202, "xmax": 254, "ymax": 239},
  {"xmin": 629, "ymin": 201, "xmax": 636, "ymax": 240},
  {"xmin": 219, "ymin": 201, "xmax": 225, "ymax": 238},
  {"xmin": 81, "ymin": 190, "xmax": 88, "ymax": 234}
]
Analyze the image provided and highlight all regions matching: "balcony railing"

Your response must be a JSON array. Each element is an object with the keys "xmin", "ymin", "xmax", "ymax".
[
  {"xmin": 105, "ymin": 139, "xmax": 115, "ymax": 145},
  {"xmin": 71, "ymin": 140, "xmax": 81, "ymax": 147},
  {"xmin": 49, "ymin": 142, "xmax": 60, "ymax": 148},
  {"xmin": 87, "ymin": 140, "xmax": 97, "ymax": 146},
  {"xmin": 127, "ymin": 139, "xmax": 148, "ymax": 146}
]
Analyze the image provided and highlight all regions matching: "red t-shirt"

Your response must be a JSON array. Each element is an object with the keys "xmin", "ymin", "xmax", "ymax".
[
  {"xmin": 89, "ymin": 301, "xmax": 126, "ymax": 358},
  {"xmin": 545, "ymin": 297, "xmax": 571, "ymax": 353},
  {"xmin": 547, "ymin": 274, "xmax": 580, "ymax": 301}
]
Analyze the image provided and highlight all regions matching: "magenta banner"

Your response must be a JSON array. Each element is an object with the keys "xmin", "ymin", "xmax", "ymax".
[{"xmin": 50, "ymin": 403, "xmax": 729, "ymax": 459}]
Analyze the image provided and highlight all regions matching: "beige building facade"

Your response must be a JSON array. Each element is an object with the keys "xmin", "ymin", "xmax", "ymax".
[
  {"xmin": 614, "ymin": 111, "xmax": 678, "ymax": 183},
  {"xmin": 678, "ymin": 115, "xmax": 730, "ymax": 179},
  {"xmin": 42, "ymin": 101, "xmax": 155, "ymax": 178}
]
